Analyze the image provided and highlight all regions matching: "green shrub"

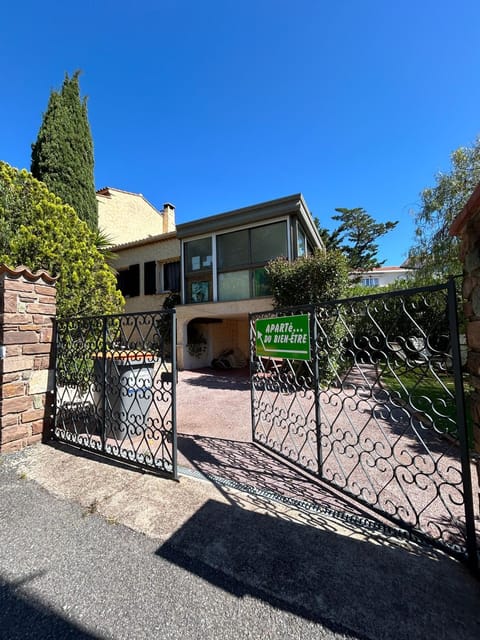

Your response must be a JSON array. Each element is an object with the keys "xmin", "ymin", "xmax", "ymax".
[
  {"xmin": 0, "ymin": 161, "xmax": 124, "ymax": 318},
  {"xmin": 266, "ymin": 249, "xmax": 349, "ymax": 308},
  {"xmin": 265, "ymin": 250, "xmax": 350, "ymax": 385}
]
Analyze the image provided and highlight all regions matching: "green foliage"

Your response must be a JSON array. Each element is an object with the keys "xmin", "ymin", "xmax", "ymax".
[
  {"xmin": 265, "ymin": 251, "xmax": 348, "ymax": 385},
  {"xmin": 266, "ymin": 249, "xmax": 350, "ymax": 309},
  {"xmin": 162, "ymin": 291, "xmax": 181, "ymax": 310},
  {"xmin": 156, "ymin": 291, "xmax": 181, "ymax": 356},
  {"xmin": 331, "ymin": 207, "xmax": 398, "ymax": 271},
  {"xmin": 0, "ymin": 161, "xmax": 124, "ymax": 318},
  {"xmin": 31, "ymin": 70, "xmax": 98, "ymax": 230},
  {"xmin": 92, "ymin": 228, "xmax": 118, "ymax": 269},
  {"xmin": 314, "ymin": 217, "xmax": 342, "ymax": 252},
  {"xmin": 408, "ymin": 137, "xmax": 480, "ymax": 280},
  {"xmin": 380, "ymin": 364, "xmax": 473, "ymax": 444}
]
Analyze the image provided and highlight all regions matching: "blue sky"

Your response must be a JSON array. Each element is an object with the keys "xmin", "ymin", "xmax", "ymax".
[{"xmin": 2, "ymin": 0, "xmax": 480, "ymax": 265}]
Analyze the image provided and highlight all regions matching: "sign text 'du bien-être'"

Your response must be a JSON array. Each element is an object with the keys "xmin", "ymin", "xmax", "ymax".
[{"xmin": 255, "ymin": 314, "xmax": 311, "ymax": 361}]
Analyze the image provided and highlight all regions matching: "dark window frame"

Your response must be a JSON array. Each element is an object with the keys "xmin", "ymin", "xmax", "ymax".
[
  {"xmin": 163, "ymin": 261, "xmax": 181, "ymax": 292},
  {"xmin": 144, "ymin": 261, "xmax": 156, "ymax": 295},
  {"xmin": 117, "ymin": 263, "xmax": 140, "ymax": 298}
]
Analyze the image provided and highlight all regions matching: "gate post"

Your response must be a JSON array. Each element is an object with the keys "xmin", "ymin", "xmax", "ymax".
[
  {"xmin": 448, "ymin": 278, "xmax": 478, "ymax": 571},
  {"xmin": 0, "ymin": 265, "xmax": 57, "ymax": 453},
  {"xmin": 311, "ymin": 307, "xmax": 323, "ymax": 477}
]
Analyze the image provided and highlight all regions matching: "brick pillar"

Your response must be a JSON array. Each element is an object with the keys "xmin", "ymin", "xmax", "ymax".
[{"xmin": 0, "ymin": 265, "xmax": 56, "ymax": 453}]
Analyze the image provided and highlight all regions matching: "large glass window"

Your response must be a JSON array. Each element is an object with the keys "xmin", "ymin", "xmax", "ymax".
[
  {"xmin": 251, "ymin": 222, "xmax": 287, "ymax": 263},
  {"xmin": 184, "ymin": 237, "xmax": 212, "ymax": 303},
  {"xmin": 216, "ymin": 221, "xmax": 286, "ymax": 301},
  {"xmin": 218, "ymin": 270, "xmax": 250, "ymax": 301},
  {"xmin": 183, "ymin": 221, "xmax": 287, "ymax": 303},
  {"xmin": 253, "ymin": 268, "xmax": 271, "ymax": 297},
  {"xmin": 185, "ymin": 237, "xmax": 212, "ymax": 273},
  {"xmin": 217, "ymin": 229, "xmax": 249, "ymax": 269}
]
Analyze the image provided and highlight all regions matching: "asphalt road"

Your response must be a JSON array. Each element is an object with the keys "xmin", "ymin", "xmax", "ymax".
[
  {"xmin": 1, "ymin": 446, "xmax": 479, "ymax": 640},
  {"xmin": 0, "ymin": 452, "xmax": 359, "ymax": 640}
]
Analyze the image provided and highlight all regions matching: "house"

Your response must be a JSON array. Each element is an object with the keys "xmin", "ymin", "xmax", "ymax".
[
  {"xmin": 100, "ymin": 191, "xmax": 323, "ymax": 369},
  {"xmin": 97, "ymin": 187, "xmax": 175, "ymax": 245},
  {"xmin": 351, "ymin": 265, "xmax": 412, "ymax": 287}
]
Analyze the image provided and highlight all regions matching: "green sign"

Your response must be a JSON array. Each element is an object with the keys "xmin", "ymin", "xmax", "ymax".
[{"xmin": 255, "ymin": 314, "xmax": 311, "ymax": 361}]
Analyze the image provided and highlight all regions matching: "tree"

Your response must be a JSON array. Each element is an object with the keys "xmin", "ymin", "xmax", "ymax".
[
  {"xmin": 314, "ymin": 216, "xmax": 342, "ymax": 252},
  {"xmin": 408, "ymin": 138, "xmax": 480, "ymax": 280},
  {"xmin": 331, "ymin": 207, "xmax": 398, "ymax": 271},
  {"xmin": 31, "ymin": 70, "xmax": 98, "ymax": 230},
  {"xmin": 266, "ymin": 249, "xmax": 349, "ymax": 308},
  {"xmin": 0, "ymin": 161, "xmax": 123, "ymax": 318}
]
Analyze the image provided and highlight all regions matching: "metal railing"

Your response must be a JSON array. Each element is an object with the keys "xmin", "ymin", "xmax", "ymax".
[
  {"xmin": 250, "ymin": 280, "xmax": 478, "ymax": 568},
  {"xmin": 54, "ymin": 310, "xmax": 177, "ymax": 478}
]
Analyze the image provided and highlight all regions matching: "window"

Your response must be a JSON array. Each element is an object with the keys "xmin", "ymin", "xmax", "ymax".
[
  {"xmin": 253, "ymin": 268, "xmax": 271, "ymax": 297},
  {"xmin": 163, "ymin": 261, "xmax": 180, "ymax": 291},
  {"xmin": 216, "ymin": 221, "xmax": 287, "ymax": 301},
  {"xmin": 362, "ymin": 277, "xmax": 379, "ymax": 287},
  {"xmin": 117, "ymin": 264, "xmax": 140, "ymax": 297},
  {"xmin": 217, "ymin": 229, "xmax": 249, "ymax": 269},
  {"xmin": 185, "ymin": 237, "xmax": 212, "ymax": 272},
  {"xmin": 144, "ymin": 261, "xmax": 156, "ymax": 295},
  {"xmin": 251, "ymin": 223, "xmax": 287, "ymax": 262},
  {"xmin": 218, "ymin": 270, "xmax": 250, "ymax": 301},
  {"xmin": 184, "ymin": 237, "xmax": 212, "ymax": 303},
  {"xmin": 297, "ymin": 226, "xmax": 307, "ymax": 257}
]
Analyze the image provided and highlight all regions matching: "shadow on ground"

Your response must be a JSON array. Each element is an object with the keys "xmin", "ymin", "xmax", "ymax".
[
  {"xmin": 180, "ymin": 367, "xmax": 250, "ymax": 390},
  {"xmin": 178, "ymin": 433, "xmax": 381, "ymax": 519},
  {"xmin": 0, "ymin": 572, "xmax": 101, "ymax": 640},
  {"xmin": 156, "ymin": 497, "xmax": 480, "ymax": 640}
]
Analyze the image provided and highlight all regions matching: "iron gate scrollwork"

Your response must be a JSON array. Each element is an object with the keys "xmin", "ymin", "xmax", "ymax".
[
  {"xmin": 54, "ymin": 310, "xmax": 177, "ymax": 478},
  {"xmin": 250, "ymin": 280, "xmax": 479, "ymax": 568}
]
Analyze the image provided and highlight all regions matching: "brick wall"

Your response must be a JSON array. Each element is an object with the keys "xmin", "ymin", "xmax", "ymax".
[{"xmin": 0, "ymin": 265, "xmax": 56, "ymax": 453}]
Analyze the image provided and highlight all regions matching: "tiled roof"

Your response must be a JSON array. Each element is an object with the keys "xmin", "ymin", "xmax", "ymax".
[
  {"xmin": 112, "ymin": 231, "xmax": 178, "ymax": 250},
  {"xmin": 0, "ymin": 264, "xmax": 57, "ymax": 284},
  {"xmin": 96, "ymin": 186, "xmax": 145, "ymax": 198}
]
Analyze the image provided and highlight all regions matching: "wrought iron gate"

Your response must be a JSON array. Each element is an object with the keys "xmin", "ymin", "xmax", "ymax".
[
  {"xmin": 54, "ymin": 310, "xmax": 177, "ymax": 478},
  {"xmin": 250, "ymin": 279, "xmax": 478, "ymax": 568}
]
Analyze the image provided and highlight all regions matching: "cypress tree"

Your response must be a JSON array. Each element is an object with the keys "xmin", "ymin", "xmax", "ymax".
[{"xmin": 31, "ymin": 70, "xmax": 98, "ymax": 229}]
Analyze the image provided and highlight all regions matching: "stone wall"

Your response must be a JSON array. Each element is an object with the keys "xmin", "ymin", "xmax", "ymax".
[
  {"xmin": 455, "ymin": 215, "xmax": 480, "ymax": 505},
  {"xmin": 0, "ymin": 265, "xmax": 56, "ymax": 453}
]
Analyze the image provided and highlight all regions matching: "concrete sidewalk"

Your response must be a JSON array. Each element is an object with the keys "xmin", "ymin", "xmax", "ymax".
[{"xmin": 1, "ymin": 443, "xmax": 479, "ymax": 639}]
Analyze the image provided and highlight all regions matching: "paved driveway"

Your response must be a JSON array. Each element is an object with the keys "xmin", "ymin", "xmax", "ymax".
[
  {"xmin": 176, "ymin": 367, "xmax": 252, "ymax": 443},
  {"xmin": 176, "ymin": 366, "xmax": 480, "ymax": 560}
]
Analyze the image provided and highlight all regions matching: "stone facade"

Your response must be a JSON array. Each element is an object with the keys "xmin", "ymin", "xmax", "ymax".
[
  {"xmin": 0, "ymin": 265, "xmax": 56, "ymax": 453},
  {"xmin": 450, "ymin": 186, "xmax": 480, "ymax": 508}
]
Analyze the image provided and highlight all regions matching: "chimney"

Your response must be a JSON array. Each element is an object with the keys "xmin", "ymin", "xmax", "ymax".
[{"xmin": 162, "ymin": 203, "xmax": 176, "ymax": 233}]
